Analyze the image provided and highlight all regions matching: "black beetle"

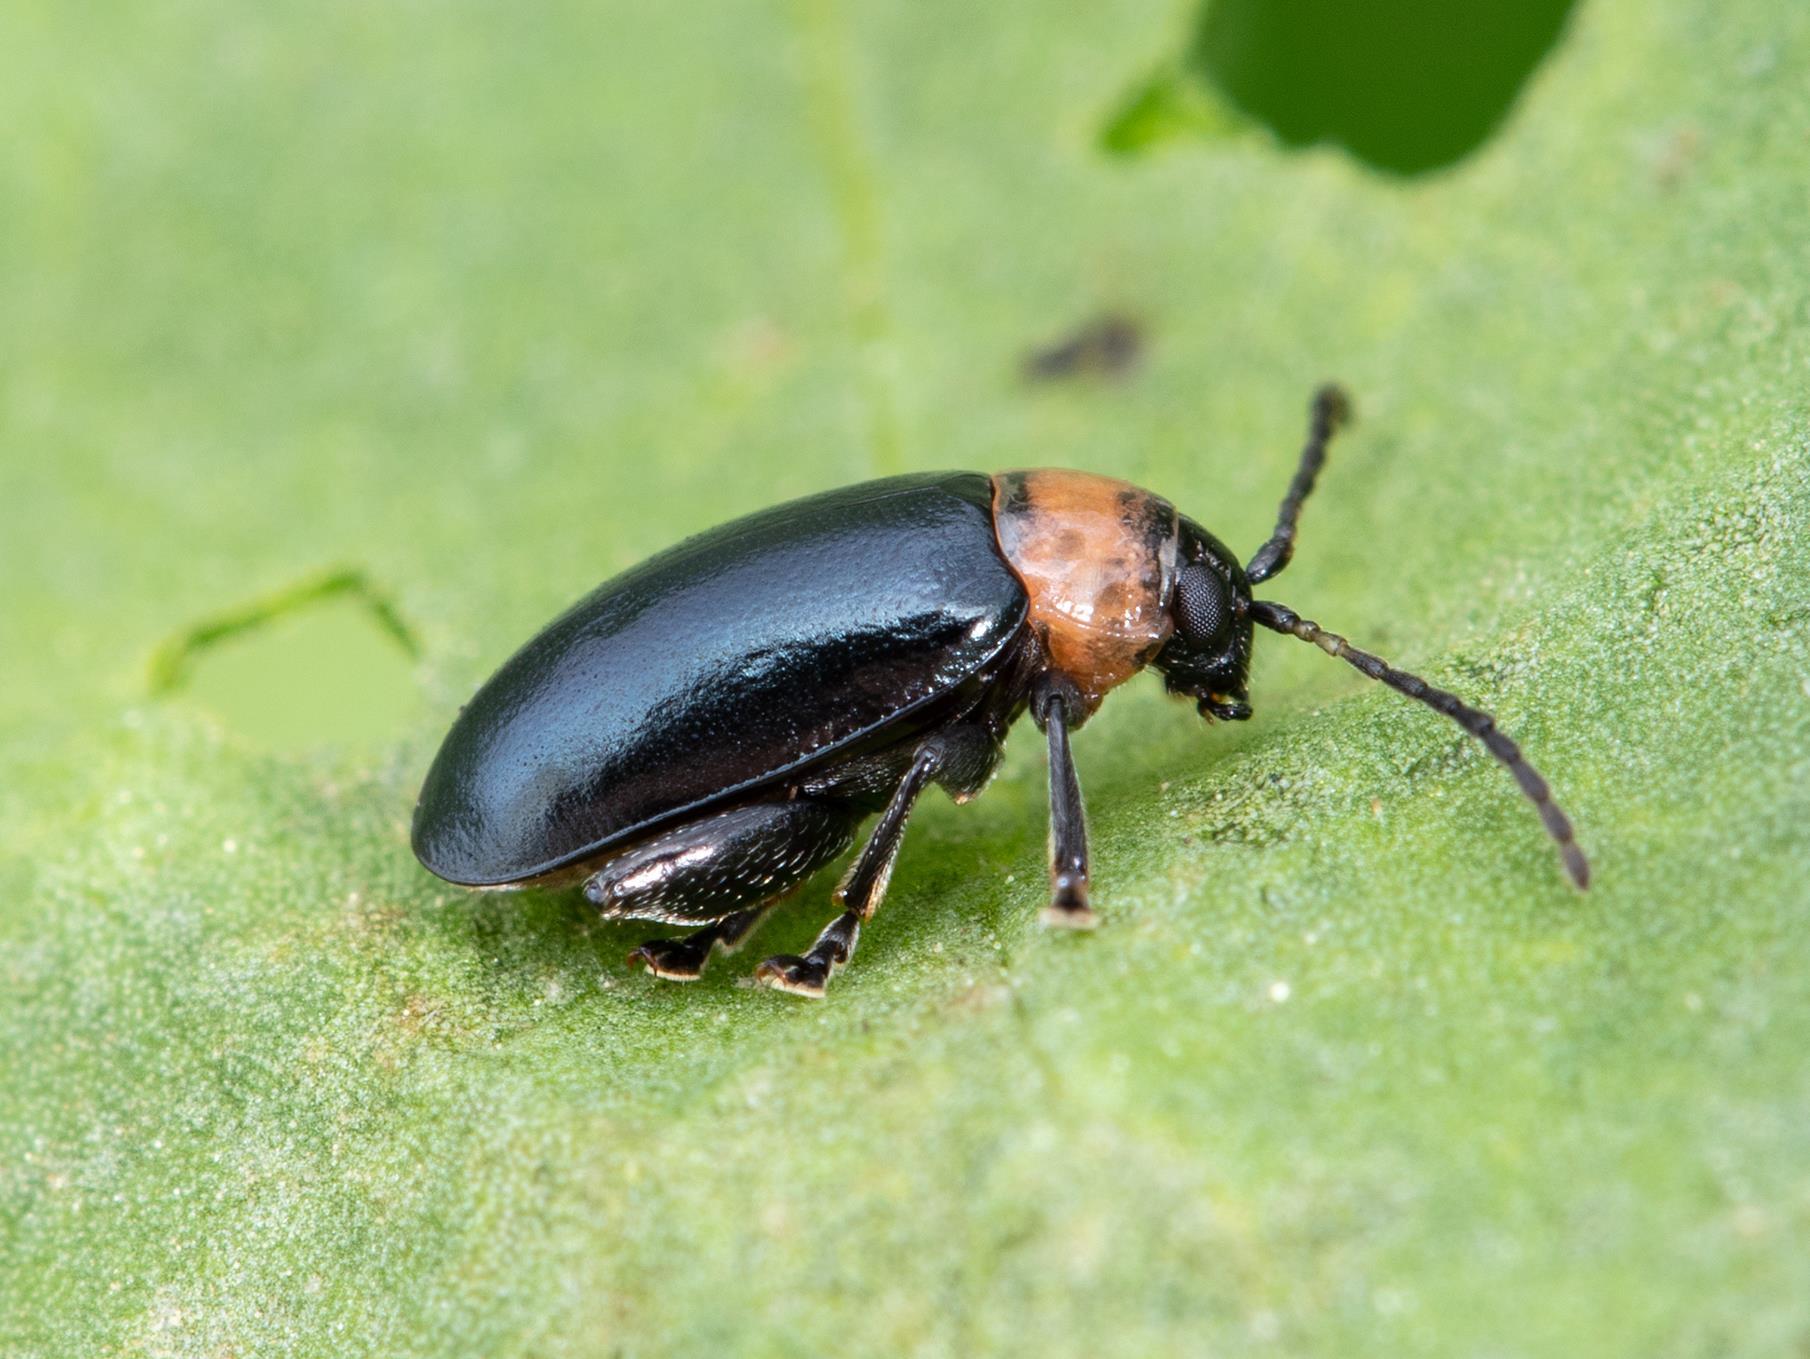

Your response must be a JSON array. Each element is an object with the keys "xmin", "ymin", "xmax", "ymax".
[{"xmin": 413, "ymin": 387, "xmax": 1588, "ymax": 997}]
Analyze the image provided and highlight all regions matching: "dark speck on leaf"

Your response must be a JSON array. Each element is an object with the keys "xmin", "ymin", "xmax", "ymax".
[{"xmin": 1023, "ymin": 313, "xmax": 1145, "ymax": 384}]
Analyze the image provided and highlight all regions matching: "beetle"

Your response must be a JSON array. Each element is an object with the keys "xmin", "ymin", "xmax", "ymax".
[{"xmin": 413, "ymin": 386, "xmax": 1588, "ymax": 997}]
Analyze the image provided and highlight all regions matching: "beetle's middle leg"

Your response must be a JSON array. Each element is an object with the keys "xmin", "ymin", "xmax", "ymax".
[
  {"xmin": 584, "ymin": 798, "xmax": 862, "ymax": 982},
  {"xmin": 755, "ymin": 724, "xmax": 1000, "ymax": 998}
]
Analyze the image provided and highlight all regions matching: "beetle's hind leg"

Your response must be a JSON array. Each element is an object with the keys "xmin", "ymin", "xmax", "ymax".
[{"xmin": 583, "ymin": 799, "xmax": 861, "ymax": 982}]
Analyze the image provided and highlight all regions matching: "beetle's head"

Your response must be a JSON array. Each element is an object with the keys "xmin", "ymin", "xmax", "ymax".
[{"xmin": 1152, "ymin": 516, "xmax": 1255, "ymax": 721}]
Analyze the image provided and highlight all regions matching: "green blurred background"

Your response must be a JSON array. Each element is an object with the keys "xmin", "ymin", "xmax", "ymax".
[{"xmin": 4, "ymin": 1, "xmax": 1808, "ymax": 1355}]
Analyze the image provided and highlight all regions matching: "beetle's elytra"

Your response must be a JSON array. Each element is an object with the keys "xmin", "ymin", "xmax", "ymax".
[{"xmin": 413, "ymin": 387, "xmax": 1588, "ymax": 997}]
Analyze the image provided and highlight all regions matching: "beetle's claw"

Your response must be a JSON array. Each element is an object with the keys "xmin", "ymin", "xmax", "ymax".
[{"xmin": 754, "ymin": 953, "xmax": 831, "ymax": 998}]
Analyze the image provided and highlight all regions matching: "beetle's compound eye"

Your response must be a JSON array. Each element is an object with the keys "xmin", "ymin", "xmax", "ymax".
[{"xmin": 1174, "ymin": 561, "xmax": 1231, "ymax": 651}]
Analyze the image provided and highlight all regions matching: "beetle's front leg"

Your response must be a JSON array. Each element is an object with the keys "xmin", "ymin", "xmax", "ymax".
[{"xmin": 1032, "ymin": 677, "xmax": 1096, "ymax": 929}]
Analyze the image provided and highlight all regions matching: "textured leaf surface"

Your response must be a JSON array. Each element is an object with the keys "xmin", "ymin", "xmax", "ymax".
[{"xmin": 4, "ymin": 1, "xmax": 1808, "ymax": 1355}]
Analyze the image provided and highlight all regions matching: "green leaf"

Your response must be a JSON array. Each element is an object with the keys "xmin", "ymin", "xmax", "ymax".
[
  {"xmin": 1108, "ymin": 0, "xmax": 1582, "ymax": 174},
  {"xmin": 1100, "ymin": 67, "xmax": 1251, "ymax": 157},
  {"xmin": 4, "ymin": 0, "xmax": 1808, "ymax": 1355}
]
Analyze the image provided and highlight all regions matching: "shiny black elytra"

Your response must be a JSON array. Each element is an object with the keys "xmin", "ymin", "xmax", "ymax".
[{"xmin": 413, "ymin": 387, "xmax": 1588, "ymax": 997}]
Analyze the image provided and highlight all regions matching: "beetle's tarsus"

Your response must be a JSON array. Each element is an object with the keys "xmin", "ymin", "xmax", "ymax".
[
  {"xmin": 753, "ymin": 954, "xmax": 831, "ymax": 997},
  {"xmin": 1041, "ymin": 876, "xmax": 1098, "ymax": 930},
  {"xmin": 755, "ymin": 908, "xmax": 861, "ymax": 998},
  {"xmin": 628, "ymin": 939, "xmax": 710, "ymax": 981},
  {"xmin": 627, "ymin": 902, "xmax": 778, "ymax": 982}
]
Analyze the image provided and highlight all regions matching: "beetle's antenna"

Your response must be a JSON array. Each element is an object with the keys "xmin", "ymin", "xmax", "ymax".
[
  {"xmin": 1248, "ymin": 599, "xmax": 1589, "ymax": 889},
  {"xmin": 1245, "ymin": 384, "xmax": 1353, "ymax": 585}
]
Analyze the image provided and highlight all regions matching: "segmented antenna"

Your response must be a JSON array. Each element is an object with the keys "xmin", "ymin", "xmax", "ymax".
[
  {"xmin": 1248, "ymin": 599, "xmax": 1589, "ymax": 889},
  {"xmin": 1245, "ymin": 384, "xmax": 1353, "ymax": 585}
]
